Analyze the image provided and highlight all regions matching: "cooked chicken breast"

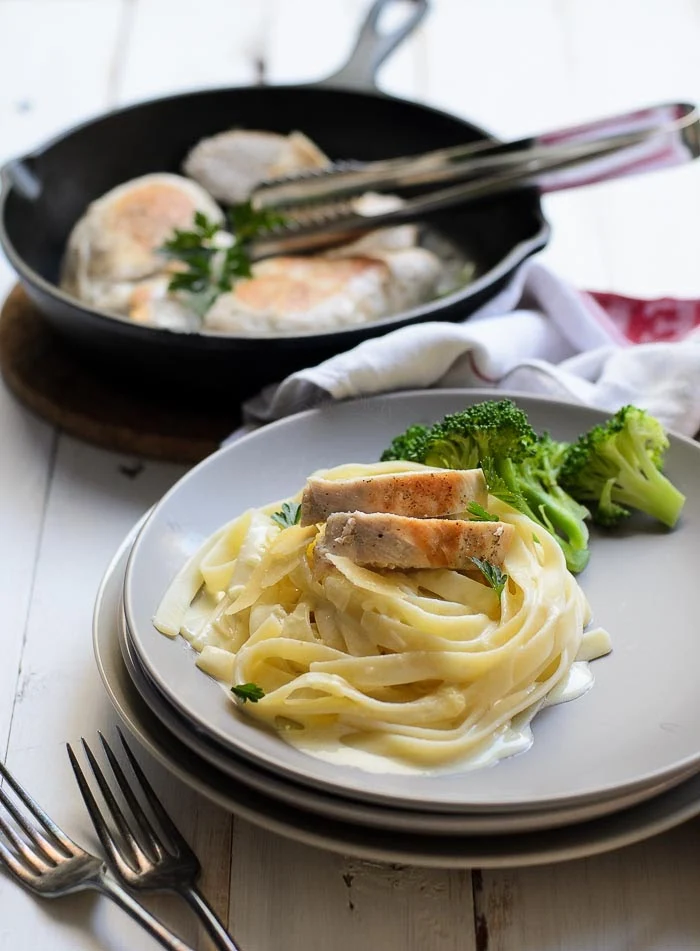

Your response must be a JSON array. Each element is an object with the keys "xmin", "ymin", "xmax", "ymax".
[
  {"xmin": 323, "ymin": 195, "xmax": 418, "ymax": 258},
  {"xmin": 301, "ymin": 469, "xmax": 487, "ymax": 525},
  {"xmin": 182, "ymin": 129, "xmax": 329, "ymax": 204},
  {"xmin": 317, "ymin": 512, "xmax": 514, "ymax": 571},
  {"xmin": 60, "ymin": 173, "xmax": 222, "ymax": 311},
  {"xmin": 275, "ymin": 131, "xmax": 330, "ymax": 175},
  {"xmin": 59, "ymin": 131, "xmax": 448, "ymax": 334},
  {"xmin": 381, "ymin": 246, "xmax": 444, "ymax": 314},
  {"xmin": 203, "ymin": 239, "xmax": 442, "ymax": 335},
  {"xmin": 204, "ymin": 254, "xmax": 392, "ymax": 334},
  {"xmin": 328, "ymin": 224, "xmax": 420, "ymax": 256},
  {"xmin": 127, "ymin": 276, "xmax": 201, "ymax": 331}
]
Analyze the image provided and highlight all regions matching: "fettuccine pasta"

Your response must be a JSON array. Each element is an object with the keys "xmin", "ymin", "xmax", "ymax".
[{"xmin": 154, "ymin": 462, "xmax": 610, "ymax": 770}]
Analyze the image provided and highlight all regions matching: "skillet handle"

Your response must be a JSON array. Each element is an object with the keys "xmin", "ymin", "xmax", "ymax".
[
  {"xmin": 0, "ymin": 158, "xmax": 42, "ymax": 200},
  {"xmin": 316, "ymin": 0, "xmax": 429, "ymax": 91}
]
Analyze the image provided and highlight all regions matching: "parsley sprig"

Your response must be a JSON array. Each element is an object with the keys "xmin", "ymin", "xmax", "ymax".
[
  {"xmin": 160, "ymin": 203, "xmax": 284, "ymax": 318},
  {"xmin": 227, "ymin": 203, "xmax": 285, "ymax": 242},
  {"xmin": 231, "ymin": 683, "xmax": 266, "ymax": 703},
  {"xmin": 470, "ymin": 557, "xmax": 508, "ymax": 599},
  {"xmin": 480, "ymin": 458, "xmax": 527, "ymax": 511},
  {"xmin": 467, "ymin": 501, "xmax": 500, "ymax": 522},
  {"xmin": 271, "ymin": 501, "xmax": 302, "ymax": 529}
]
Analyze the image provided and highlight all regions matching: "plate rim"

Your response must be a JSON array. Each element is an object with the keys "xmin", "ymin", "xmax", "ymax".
[
  {"xmin": 97, "ymin": 523, "xmax": 700, "ymax": 869},
  {"xmin": 118, "ymin": 604, "xmax": 698, "ymax": 835}
]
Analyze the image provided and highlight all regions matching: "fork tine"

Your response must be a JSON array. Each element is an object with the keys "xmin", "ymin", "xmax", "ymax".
[
  {"xmin": 0, "ymin": 784, "xmax": 67, "ymax": 864},
  {"xmin": 0, "ymin": 760, "xmax": 76, "ymax": 854},
  {"xmin": 98, "ymin": 733, "xmax": 164, "ymax": 860},
  {"xmin": 80, "ymin": 739, "xmax": 151, "ymax": 864},
  {"xmin": 0, "ymin": 834, "xmax": 31, "ymax": 882},
  {"xmin": 66, "ymin": 743, "xmax": 139, "ymax": 879},
  {"xmin": 0, "ymin": 811, "xmax": 49, "ymax": 873},
  {"xmin": 116, "ymin": 728, "xmax": 195, "ymax": 860}
]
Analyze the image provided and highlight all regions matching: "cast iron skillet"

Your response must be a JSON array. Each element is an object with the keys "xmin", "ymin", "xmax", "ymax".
[{"xmin": 0, "ymin": 0, "xmax": 549, "ymax": 401}]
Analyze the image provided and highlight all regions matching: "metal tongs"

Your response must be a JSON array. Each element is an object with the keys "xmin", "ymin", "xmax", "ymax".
[{"xmin": 249, "ymin": 102, "xmax": 700, "ymax": 258}]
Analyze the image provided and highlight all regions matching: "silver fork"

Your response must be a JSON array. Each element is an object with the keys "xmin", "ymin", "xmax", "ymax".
[
  {"xmin": 0, "ymin": 758, "xmax": 194, "ymax": 951},
  {"xmin": 68, "ymin": 730, "xmax": 240, "ymax": 951}
]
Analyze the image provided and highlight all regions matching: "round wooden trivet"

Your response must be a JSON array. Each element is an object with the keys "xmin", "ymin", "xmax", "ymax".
[{"xmin": 0, "ymin": 285, "xmax": 240, "ymax": 464}]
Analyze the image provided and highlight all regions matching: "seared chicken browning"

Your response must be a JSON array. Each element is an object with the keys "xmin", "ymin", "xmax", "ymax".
[
  {"xmin": 301, "ymin": 469, "xmax": 487, "ymax": 525},
  {"xmin": 316, "ymin": 511, "xmax": 514, "ymax": 571},
  {"xmin": 60, "ymin": 173, "xmax": 222, "ymax": 319},
  {"xmin": 60, "ymin": 131, "xmax": 453, "ymax": 333}
]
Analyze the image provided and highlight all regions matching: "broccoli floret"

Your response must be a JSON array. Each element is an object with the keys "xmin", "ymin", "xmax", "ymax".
[
  {"xmin": 423, "ymin": 399, "xmax": 536, "ymax": 470},
  {"xmin": 559, "ymin": 405, "xmax": 685, "ymax": 528},
  {"xmin": 381, "ymin": 424, "xmax": 431, "ymax": 463},
  {"xmin": 380, "ymin": 400, "xmax": 591, "ymax": 573},
  {"xmin": 421, "ymin": 402, "xmax": 539, "ymax": 523}
]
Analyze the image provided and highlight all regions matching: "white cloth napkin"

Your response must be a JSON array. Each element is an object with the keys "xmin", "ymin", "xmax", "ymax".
[{"xmin": 241, "ymin": 261, "xmax": 700, "ymax": 438}]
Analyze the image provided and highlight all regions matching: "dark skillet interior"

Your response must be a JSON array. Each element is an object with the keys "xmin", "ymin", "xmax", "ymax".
[{"xmin": 2, "ymin": 85, "xmax": 548, "ymax": 403}]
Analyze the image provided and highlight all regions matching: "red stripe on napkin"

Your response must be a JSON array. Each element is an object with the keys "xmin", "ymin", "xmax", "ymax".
[{"xmin": 586, "ymin": 291, "xmax": 700, "ymax": 344}]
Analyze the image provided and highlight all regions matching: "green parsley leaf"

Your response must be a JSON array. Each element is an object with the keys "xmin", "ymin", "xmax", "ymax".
[
  {"xmin": 470, "ymin": 557, "xmax": 508, "ymax": 599},
  {"xmin": 480, "ymin": 458, "xmax": 527, "ymax": 511},
  {"xmin": 467, "ymin": 501, "xmax": 500, "ymax": 522},
  {"xmin": 227, "ymin": 203, "xmax": 286, "ymax": 242},
  {"xmin": 271, "ymin": 501, "xmax": 302, "ymax": 529},
  {"xmin": 160, "ymin": 202, "xmax": 285, "ymax": 318},
  {"xmin": 231, "ymin": 683, "xmax": 266, "ymax": 703}
]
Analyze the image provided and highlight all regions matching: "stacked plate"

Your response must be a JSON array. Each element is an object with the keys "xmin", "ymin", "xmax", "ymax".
[{"xmin": 95, "ymin": 389, "xmax": 700, "ymax": 868}]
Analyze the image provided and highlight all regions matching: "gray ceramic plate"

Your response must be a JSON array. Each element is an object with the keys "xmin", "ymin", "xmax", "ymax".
[
  {"xmin": 123, "ymin": 390, "xmax": 700, "ymax": 813},
  {"xmin": 99, "ymin": 526, "xmax": 700, "ymax": 868},
  {"xmin": 119, "ymin": 606, "xmax": 700, "ymax": 835}
]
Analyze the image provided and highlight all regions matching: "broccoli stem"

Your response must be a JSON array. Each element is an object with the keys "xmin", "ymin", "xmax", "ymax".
[
  {"xmin": 487, "ymin": 457, "xmax": 590, "ymax": 573},
  {"xmin": 518, "ymin": 480, "xmax": 590, "ymax": 573},
  {"xmin": 606, "ymin": 437, "xmax": 684, "ymax": 528}
]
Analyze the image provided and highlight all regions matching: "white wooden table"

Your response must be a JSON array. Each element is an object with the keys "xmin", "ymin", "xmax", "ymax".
[{"xmin": 2, "ymin": 2, "xmax": 700, "ymax": 948}]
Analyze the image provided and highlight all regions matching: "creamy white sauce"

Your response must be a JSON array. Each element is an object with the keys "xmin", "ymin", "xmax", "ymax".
[
  {"xmin": 248, "ymin": 658, "xmax": 601, "ymax": 777},
  {"xmin": 544, "ymin": 660, "xmax": 595, "ymax": 707},
  {"xmin": 205, "ymin": 625, "xmax": 609, "ymax": 776},
  {"xmin": 178, "ymin": 510, "xmax": 612, "ymax": 777},
  {"xmin": 181, "ymin": 589, "xmax": 222, "ymax": 650}
]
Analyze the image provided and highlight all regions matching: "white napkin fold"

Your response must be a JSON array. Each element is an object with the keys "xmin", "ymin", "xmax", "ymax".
[{"xmin": 242, "ymin": 261, "xmax": 700, "ymax": 437}]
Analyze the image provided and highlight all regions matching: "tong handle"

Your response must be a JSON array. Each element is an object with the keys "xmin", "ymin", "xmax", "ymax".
[
  {"xmin": 251, "ymin": 102, "xmax": 698, "ymax": 210},
  {"xmin": 249, "ymin": 115, "xmax": 700, "ymax": 259}
]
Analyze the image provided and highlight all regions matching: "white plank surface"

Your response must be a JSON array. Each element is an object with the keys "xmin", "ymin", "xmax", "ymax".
[
  {"xmin": 2, "ymin": 0, "xmax": 700, "ymax": 949},
  {"xmin": 0, "ymin": 0, "xmax": 126, "ymax": 165},
  {"xmin": 116, "ymin": 0, "xmax": 271, "ymax": 104},
  {"xmin": 265, "ymin": 0, "xmax": 424, "ymax": 96},
  {"xmin": 0, "ymin": 378, "xmax": 54, "ymax": 751},
  {"xmin": 478, "ymin": 819, "xmax": 700, "ymax": 951},
  {"xmin": 0, "ymin": 437, "xmax": 221, "ymax": 951},
  {"xmin": 230, "ymin": 824, "xmax": 475, "ymax": 951},
  {"xmin": 0, "ymin": 0, "xmax": 126, "ymax": 767}
]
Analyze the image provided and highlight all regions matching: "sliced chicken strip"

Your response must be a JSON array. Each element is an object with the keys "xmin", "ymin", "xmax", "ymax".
[
  {"xmin": 301, "ymin": 469, "xmax": 487, "ymax": 525},
  {"xmin": 317, "ymin": 512, "xmax": 514, "ymax": 571}
]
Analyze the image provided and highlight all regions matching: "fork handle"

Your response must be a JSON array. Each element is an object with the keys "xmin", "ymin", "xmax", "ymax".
[
  {"xmin": 177, "ymin": 884, "xmax": 241, "ymax": 951},
  {"xmin": 98, "ymin": 875, "xmax": 196, "ymax": 951}
]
